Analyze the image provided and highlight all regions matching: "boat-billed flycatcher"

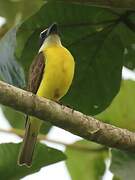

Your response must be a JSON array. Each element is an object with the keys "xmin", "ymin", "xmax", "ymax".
[{"xmin": 18, "ymin": 23, "xmax": 75, "ymax": 167}]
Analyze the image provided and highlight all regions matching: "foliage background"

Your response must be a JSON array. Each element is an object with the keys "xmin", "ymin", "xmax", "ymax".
[{"xmin": 0, "ymin": 0, "xmax": 135, "ymax": 179}]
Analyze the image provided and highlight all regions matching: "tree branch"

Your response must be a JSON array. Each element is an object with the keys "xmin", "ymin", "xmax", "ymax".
[{"xmin": 0, "ymin": 80, "xmax": 135, "ymax": 152}]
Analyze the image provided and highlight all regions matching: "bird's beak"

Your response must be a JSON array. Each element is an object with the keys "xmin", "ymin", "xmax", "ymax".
[{"xmin": 47, "ymin": 23, "xmax": 58, "ymax": 36}]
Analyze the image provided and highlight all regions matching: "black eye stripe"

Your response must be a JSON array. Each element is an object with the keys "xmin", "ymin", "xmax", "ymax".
[
  {"xmin": 39, "ymin": 29, "xmax": 48, "ymax": 47},
  {"xmin": 40, "ymin": 29, "xmax": 48, "ymax": 38}
]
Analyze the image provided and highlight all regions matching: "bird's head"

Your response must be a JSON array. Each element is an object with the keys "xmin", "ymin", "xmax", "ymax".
[{"xmin": 39, "ymin": 23, "xmax": 60, "ymax": 48}]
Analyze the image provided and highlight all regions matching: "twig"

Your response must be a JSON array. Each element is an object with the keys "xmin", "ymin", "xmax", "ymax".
[{"xmin": 0, "ymin": 128, "xmax": 107, "ymax": 152}]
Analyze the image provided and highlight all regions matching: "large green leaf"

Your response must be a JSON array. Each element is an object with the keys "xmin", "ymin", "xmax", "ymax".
[
  {"xmin": 113, "ymin": 176, "xmax": 121, "ymax": 180},
  {"xmin": 50, "ymin": 0, "xmax": 135, "ymax": 9},
  {"xmin": 96, "ymin": 80, "xmax": 135, "ymax": 131},
  {"xmin": 16, "ymin": 2, "xmax": 118, "ymax": 73},
  {"xmin": 16, "ymin": 2, "xmax": 124, "ymax": 115},
  {"xmin": 0, "ymin": 0, "xmax": 44, "ymax": 27},
  {"xmin": 0, "ymin": 27, "xmax": 25, "ymax": 88},
  {"xmin": 0, "ymin": 142, "xmax": 66, "ymax": 179},
  {"xmin": 63, "ymin": 26, "xmax": 123, "ymax": 115},
  {"xmin": 115, "ymin": 21, "xmax": 135, "ymax": 70},
  {"xmin": 66, "ymin": 140, "xmax": 108, "ymax": 180},
  {"xmin": 2, "ymin": 106, "xmax": 25, "ymax": 129},
  {"xmin": 110, "ymin": 149, "xmax": 135, "ymax": 180}
]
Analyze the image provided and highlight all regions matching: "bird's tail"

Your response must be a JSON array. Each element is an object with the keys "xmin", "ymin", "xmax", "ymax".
[{"xmin": 18, "ymin": 117, "xmax": 41, "ymax": 167}]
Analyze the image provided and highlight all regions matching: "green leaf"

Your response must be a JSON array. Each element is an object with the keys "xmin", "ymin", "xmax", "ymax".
[
  {"xmin": 50, "ymin": 0, "xmax": 135, "ymax": 9},
  {"xmin": 16, "ymin": 2, "xmax": 124, "ymax": 115},
  {"xmin": 40, "ymin": 121, "xmax": 52, "ymax": 134},
  {"xmin": 63, "ymin": 26, "xmax": 123, "ymax": 115},
  {"xmin": 0, "ymin": 142, "xmax": 66, "ymax": 180},
  {"xmin": 0, "ymin": 0, "xmax": 44, "ymax": 27},
  {"xmin": 65, "ymin": 140, "xmax": 108, "ymax": 180},
  {"xmin": 115, "ymin": 22, "xmax": 135, "ymax": 70},
  {"xmin": 110, "ymin": 149, "xmax": 135, "ymax": 180},
  {"xmin": 96, "ymin": 80, "xmax": 135, "ymax": 131},
  {"xmin": 2, "ymin": 106, "xmax": 25, "ymax": 129},
  {"xmin": 16, "ymin": 2, "xmax": 118, "ymax": 73},
  {"xmin": 0, "ymin": 27, "xmax": 25, "ymax": 88},
  {"xmin": 113, "ymin": 176, "xmax": 121, "ymax": 180}
]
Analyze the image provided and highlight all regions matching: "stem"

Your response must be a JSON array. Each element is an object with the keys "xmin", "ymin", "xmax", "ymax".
[{"xmin": 0, "ymin": 128, "xmax": 106, "ymax": 152}]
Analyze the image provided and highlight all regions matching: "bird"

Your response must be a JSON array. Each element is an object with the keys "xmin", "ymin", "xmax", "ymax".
[{"xmin": 18, "ymin": 23, "xmax": 75, "ymax": 167}]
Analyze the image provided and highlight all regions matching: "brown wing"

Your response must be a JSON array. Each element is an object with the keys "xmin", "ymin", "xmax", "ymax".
[
  {"xmin": 27, "ymin": 51, "xmax": 45, "ymax": 94},
  {"xmin": 20, "ymin": 53, "xmax": 45, "ymax": 165}
]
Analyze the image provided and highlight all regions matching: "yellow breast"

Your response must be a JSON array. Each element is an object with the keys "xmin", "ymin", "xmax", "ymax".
[{"xmin": 37, "ymin": 45, "xmax": 75, "ymax": 101}]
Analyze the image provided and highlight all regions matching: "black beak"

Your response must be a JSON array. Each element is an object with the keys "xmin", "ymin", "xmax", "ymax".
[{"xmin": 47, "ymin": 23, "xmax": 58, "ymax": 36}]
